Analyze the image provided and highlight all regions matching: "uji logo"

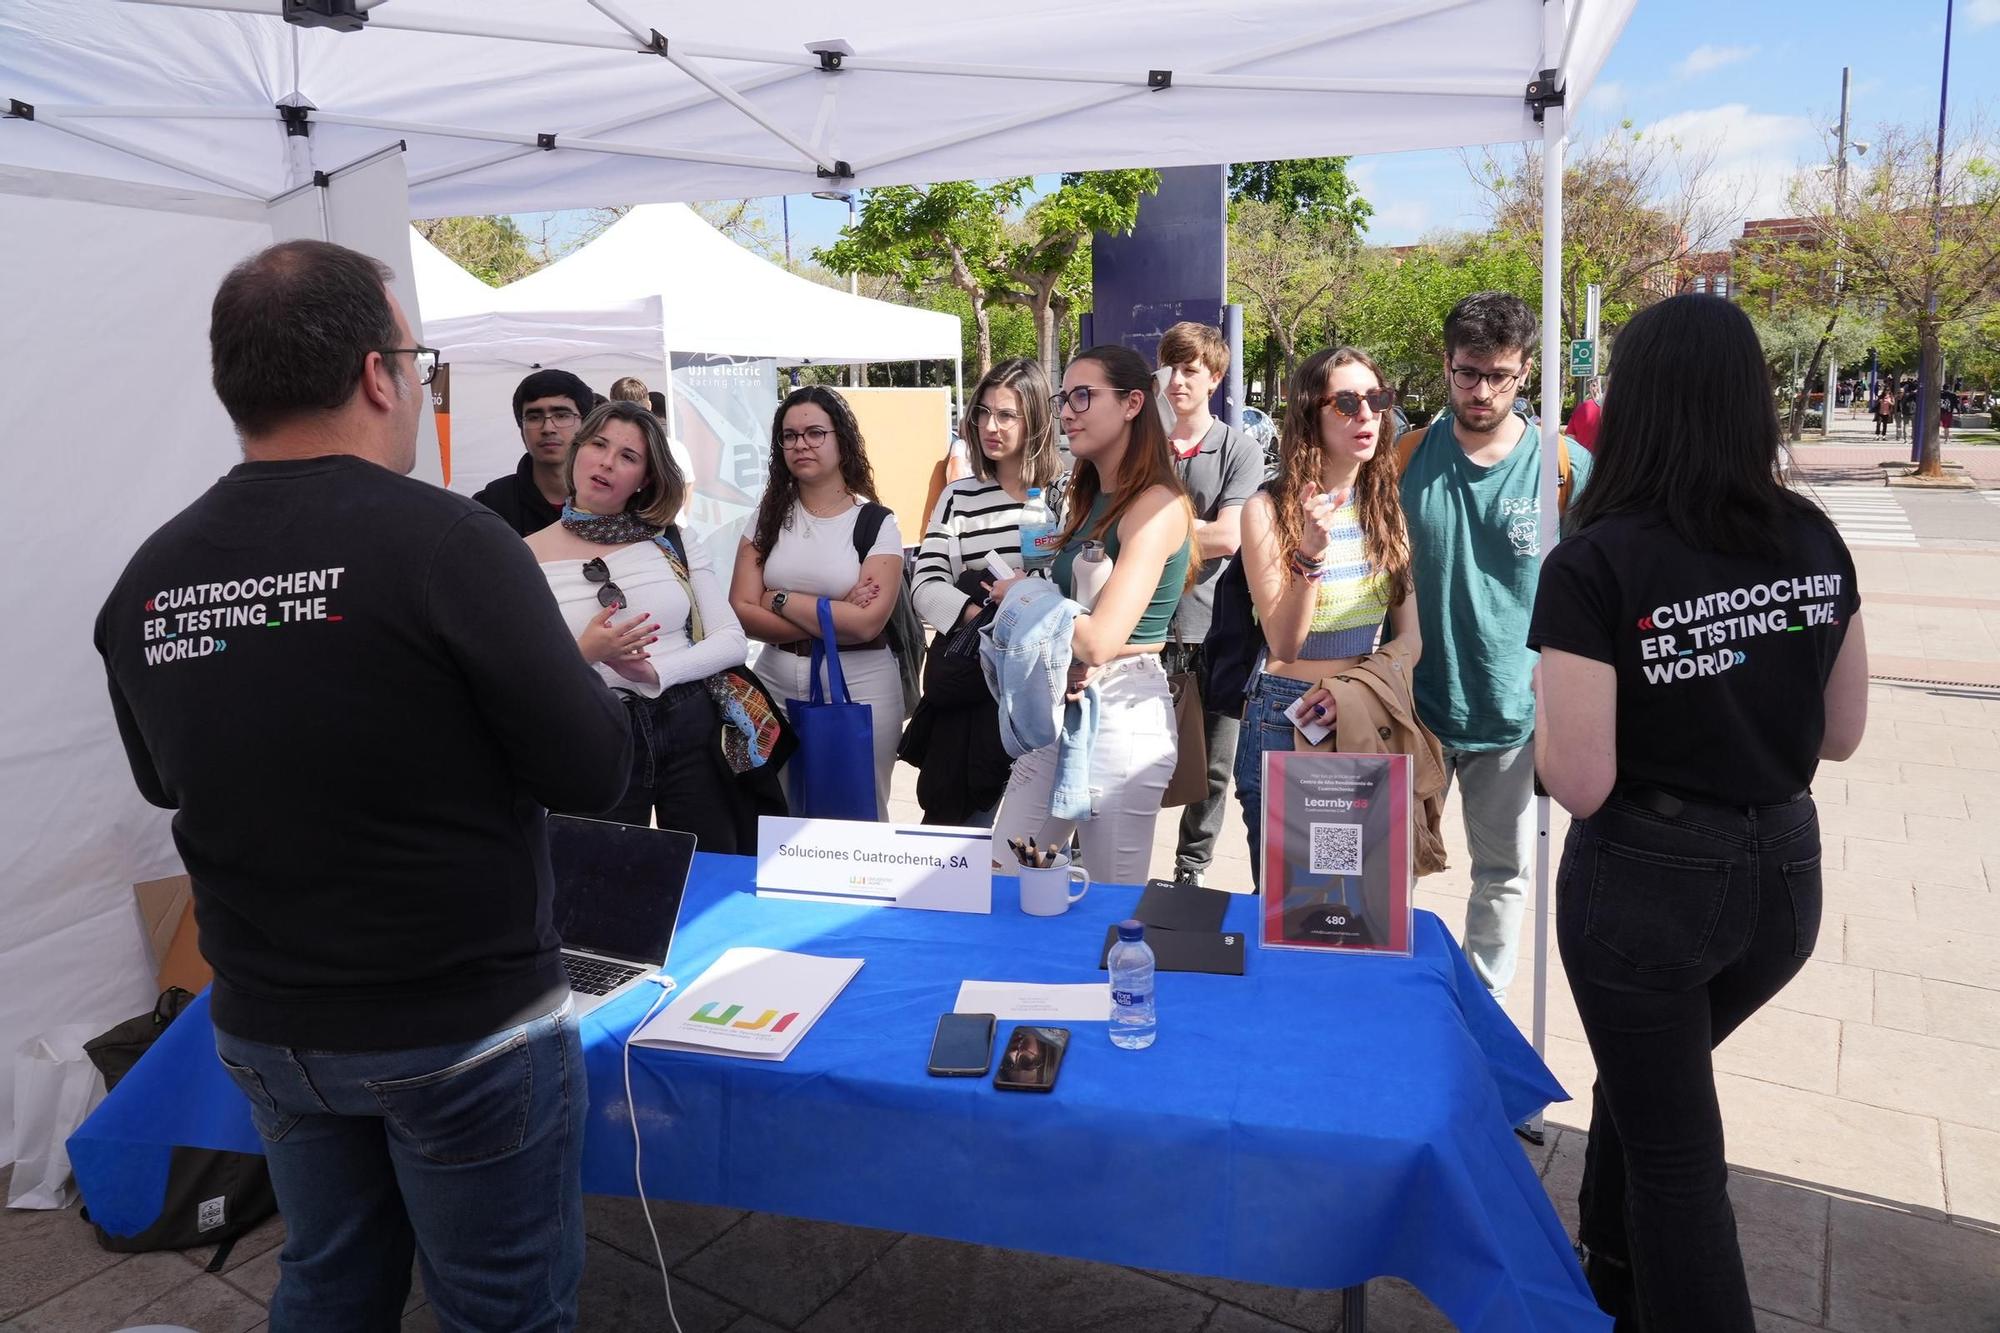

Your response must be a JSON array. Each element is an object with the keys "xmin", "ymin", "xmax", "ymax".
[{"xmin": 689, "ymin": 1002, "xmax": 799, "ymax": 1033}]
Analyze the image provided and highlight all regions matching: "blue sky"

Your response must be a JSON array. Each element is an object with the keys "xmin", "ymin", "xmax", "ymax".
[{"xmin": 519, "ymin": 0, "xmax": 1996, "ymax": 258}]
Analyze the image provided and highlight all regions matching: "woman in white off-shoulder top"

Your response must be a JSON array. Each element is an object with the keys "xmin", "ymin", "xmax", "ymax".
[{"xmin": 525, "ymin": 400, "xmax": 755, "ymax": 850}]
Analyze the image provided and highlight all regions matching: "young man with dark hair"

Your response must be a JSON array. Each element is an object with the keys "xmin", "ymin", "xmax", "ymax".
[
  {"xmin": 95, "ymin": 239, "xmax": 630, "ymax": 1331},
  {"xmin": 473, "ymin": 367, "xmax": 597, "ymax": 535},
  {"xmin": 1397, "ymin": 291, "xmax": 1592, "ymax": 1001},
  {"xmin": 1157, "ymin": 320, "xmax": 1262, "ymax": 886}
]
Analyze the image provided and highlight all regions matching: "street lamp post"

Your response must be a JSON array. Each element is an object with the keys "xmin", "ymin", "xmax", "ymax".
[{"xmin": 1914, "ymin": 0, "xmax": 1955, "ymax": 472}]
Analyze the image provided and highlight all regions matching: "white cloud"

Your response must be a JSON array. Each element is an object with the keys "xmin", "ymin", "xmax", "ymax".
[
  {"xmin": 1639, "ymin": 104, "xmax": 1819, "ymax": 235},
  {"xmin": 1676, "ymin": 44, "xmax": 1756, "ymax": 78},
  {"xmin": 1582, "ymin": 80, "xmax": 1626, "ymax": 114},
  {"xmin": 1971, "ymin": 0, "xmax": 2000, "ymax": 28}
]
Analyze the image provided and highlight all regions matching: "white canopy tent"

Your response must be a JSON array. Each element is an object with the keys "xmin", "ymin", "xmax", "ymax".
[
  {"xmin": 418, "ymin": 203, "xmax": 963, "ymax": 509},
  {"xmin": 0, "ymin": 0, "xmax": 1634, "ymax": 1149}
]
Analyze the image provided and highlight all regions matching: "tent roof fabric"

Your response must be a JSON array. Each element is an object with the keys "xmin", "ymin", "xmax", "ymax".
[
  {"xmin": 0, "ymin": 0, "xmax": 1633, "ymax": 215},
  {"xmin": 424, "ymin": 204, "xmax": 958, "ymax": 365}
]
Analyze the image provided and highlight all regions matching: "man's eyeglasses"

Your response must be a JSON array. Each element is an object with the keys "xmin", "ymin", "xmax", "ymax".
[
  {"xmin": 1323, "ymin": 387, "xmax": 1400, "ymax": 418},
  {"xmin": 1449, "ymin": 367, "xmax": 1522, "ymax": 393},
  {"xmin": 523, "ymin": 407, "xmax": 580, "ymax": 428},
  {"xmin": 581, "ymin": 557, "xmax": 625, "ymax": 611},
  {"xmin": 780, "ymin": 425, "xmax": 835, "ymax": 450},
  {"xmin": 1050, "ymin": 385, "xmax": 1131, "ymax": 415},
  {"xmin": 381, "ymin": 346, "xmax": 440, "ymax": 386},
  {"xmin": 971, "ymin": 405, "xmax": 1024, "ymax": 428}
]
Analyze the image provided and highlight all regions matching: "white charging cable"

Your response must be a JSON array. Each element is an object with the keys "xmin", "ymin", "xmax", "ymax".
[{"xmin": 622, "ymin": 975, "xmax": 685, "ymax": 1333}]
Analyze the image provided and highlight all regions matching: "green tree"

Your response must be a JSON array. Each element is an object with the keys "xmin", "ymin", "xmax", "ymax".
[
  {"xmin": 815, "ymin": 181, "xmax": 1017, "ymax": 375},
  {"xmin": 989, "ymin": 170, "xmax": 1161, "ymax": 375},
  {"xmin": 1229, "ymin": 158, "xmax": 1373, "ymax": 236},
  {"xmin": 1811, "ymin": 124, "xmax": 2000, "ymax": 474},
  {"xmin": 1341, "ymin": 236, "xmax": 1540, "ymax": 412},
  {"xmin": 412, "ymin": 215, "xmax": 540, "ymax": 285},
  {"xmin": 1228, "ymin": 197, "xmax": 1358, "ymax": 391}
]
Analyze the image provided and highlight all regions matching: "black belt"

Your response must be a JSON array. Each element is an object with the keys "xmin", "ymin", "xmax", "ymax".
[{"xmin": 1612, "ymin": 784, "xmax": 1809, "ymax": 819}]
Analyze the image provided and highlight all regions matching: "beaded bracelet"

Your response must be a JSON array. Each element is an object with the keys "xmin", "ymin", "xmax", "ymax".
[{"xmin": 1288, "ymin": 550, "xmax": 1329, "ymax": 582}]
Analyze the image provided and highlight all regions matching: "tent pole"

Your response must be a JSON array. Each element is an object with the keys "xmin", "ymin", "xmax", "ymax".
[
  {"xmin": 1530, "ymin": 0, "xmax": 1568, "ymax": 1093},
  {"xmin": 18, "ymin": 109, "xmax": 266, "ymax": 198}
]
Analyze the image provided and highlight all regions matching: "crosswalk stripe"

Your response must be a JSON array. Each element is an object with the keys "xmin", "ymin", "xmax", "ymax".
[{"xmin": 1808, "ymin": 487, "xmax": 1919, "ymax": 547}]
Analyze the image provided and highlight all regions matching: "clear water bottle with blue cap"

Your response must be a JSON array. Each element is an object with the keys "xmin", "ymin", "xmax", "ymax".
[
  {"xmin": 1107, "ymin": 919, "xmax": 1156, "ymax": 1049},
  {"xmin": 1017, "ymin": 487, "xmax": 1055, "ymax": 575}
]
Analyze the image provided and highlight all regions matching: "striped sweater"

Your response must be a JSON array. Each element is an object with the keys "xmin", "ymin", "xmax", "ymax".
[{"xmin": 911, "ymin": 479, "xmax": 1027, "ymax": 632}]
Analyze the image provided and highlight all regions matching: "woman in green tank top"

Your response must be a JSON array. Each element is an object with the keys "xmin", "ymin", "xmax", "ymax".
[{"xmin": 988, "ymin": 345, "xmax": 1196, "ymax": 885}]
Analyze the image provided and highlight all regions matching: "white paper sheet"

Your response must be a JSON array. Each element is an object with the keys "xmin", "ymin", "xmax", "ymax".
[{"xmin": 953, "ymin": 980, "xmax": 1110, "ymax": 1022}]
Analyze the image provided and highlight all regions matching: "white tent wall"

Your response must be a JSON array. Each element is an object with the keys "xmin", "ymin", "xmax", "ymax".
[{"xmin": 0, "ymin": 181, "xmax": 272, "ymax": 1150}]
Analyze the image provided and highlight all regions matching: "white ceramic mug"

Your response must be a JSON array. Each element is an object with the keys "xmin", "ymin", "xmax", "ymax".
[{"xmin": 1019, "ymin": 857, "xmax": 1091, "ymax": 916}]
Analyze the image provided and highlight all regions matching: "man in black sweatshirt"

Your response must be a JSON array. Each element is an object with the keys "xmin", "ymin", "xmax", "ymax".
[{"xmin": 95, "ymin": 240, "xmax": 632, "ymax": 1331}]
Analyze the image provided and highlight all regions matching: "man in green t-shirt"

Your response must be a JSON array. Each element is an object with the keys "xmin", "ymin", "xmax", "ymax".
[{"xmin": 1398, "ymin": 292, "xmax": 1592, "ymax": 1001}]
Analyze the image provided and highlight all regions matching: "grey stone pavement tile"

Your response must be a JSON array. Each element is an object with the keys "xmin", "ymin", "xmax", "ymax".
[
  {"xmin": 799, "ymin": 1233, "xmax": 1215, "ymax": 1333},
  {"xmin": 583, "ymin": 1237, "xmax": 741, "ymax": 1333},
  {"xmin": 584, "ymin": 1191, "xmax": 747, "ymax": 1269},
  {"xmin": 675, "ymin": 1211, "xmax": 899, "ymax": 1328},
  {"xmin": 1827, "ymin": 1198, "xmax": 2000, "ymax": 1333}
]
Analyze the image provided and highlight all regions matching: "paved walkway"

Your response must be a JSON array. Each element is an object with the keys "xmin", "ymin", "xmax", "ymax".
[{"xmin": 7, "ymin": 445, "xmax": 2000, "ymax": 1330}]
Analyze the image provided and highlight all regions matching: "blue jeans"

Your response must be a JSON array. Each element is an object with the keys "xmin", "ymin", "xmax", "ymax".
[
  {"xmin": 214, "ymin": 1000, "xmax": 587, "ymax": 1333},
  {"xmin": 1559, "ymin": 791, "xmax": 1820, "ymax": 1330},
  {"xmin": 1233, "ymin": 671, "xmax": 1312, "ymax": 890}
]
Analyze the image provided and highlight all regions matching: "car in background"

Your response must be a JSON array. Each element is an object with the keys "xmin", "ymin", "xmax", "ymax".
[{"xmin": 1241, "ymin": 405, "xmax": 1279, "ymax": 475}]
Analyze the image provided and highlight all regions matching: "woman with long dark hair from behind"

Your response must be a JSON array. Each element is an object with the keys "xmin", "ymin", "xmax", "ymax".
[
  {"xmin": 729, "ymin": 386, "xmax": 905, "ymax": 818},
  {"xmin": 1529, "ymin": 294, "xmax": 1868, "ymax": 1330},
  {"xmin": 1232, "ymin": 347, "xmax": 1419, "ymax": 888},
  {"xmin": 987, "ymin": 345, "xmax": 1194, "ymax": 884}
]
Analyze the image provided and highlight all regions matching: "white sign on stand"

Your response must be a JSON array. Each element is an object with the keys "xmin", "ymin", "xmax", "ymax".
[{"xmin": 755, "ymin": 816, "xmax": 992, "ymax": 914}]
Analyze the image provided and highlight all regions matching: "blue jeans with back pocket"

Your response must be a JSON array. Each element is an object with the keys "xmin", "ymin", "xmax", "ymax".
[
  {"xmin": 214, "ymin": 999, "xmax": 586, "ymax": 1333},
  {"xmin": 1557, "ymin": 790, "xmax": 1821, "ymax": 1331}
]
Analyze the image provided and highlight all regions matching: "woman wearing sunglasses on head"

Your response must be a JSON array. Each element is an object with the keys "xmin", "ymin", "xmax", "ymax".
[
  {"xmin": 987, "ymin": 346, "xmax": 1195, "ymax": 884},
  {"xmin": 524, "ymin": 399, "xmax": 755, "ymax": 849},
  {"xmin": 1530, "ymin": 295, "xmax": 1867, "ymax": 1331},
  {"xmin": 902, "ymin": 359, "xmax": 1067, "ymax": 826},
  {"xmin": 729, "ymin": 386, "xmax": 905, "ymax": 819},
  {"xmin": 1232, "ymin": 347, "xmax": 1420, "ymax": 889}
]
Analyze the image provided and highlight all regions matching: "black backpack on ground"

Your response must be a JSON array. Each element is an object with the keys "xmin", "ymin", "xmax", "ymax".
[
  {"xmin": 80, "ymin": 989, "xmax": 278, "ymax": 1269},
  {"xmin": 853, "ymin": 502, "xmax": 926, "ymax": 720}
]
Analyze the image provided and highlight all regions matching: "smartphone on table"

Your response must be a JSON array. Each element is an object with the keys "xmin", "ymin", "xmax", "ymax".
[
  {"xmin": 993, "ymin": 1025, "xmax": 1069, "ymax": 1093},
  {"xmin": 927, "ymin": 1012, "xmax": 996, "ymax": 1077}
]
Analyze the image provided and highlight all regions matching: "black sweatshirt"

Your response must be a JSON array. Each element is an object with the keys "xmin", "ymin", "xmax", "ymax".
[
  {"xmin": 471, "ymin": 454, "xmax": 563, "ymax": 536},
  {"xmin": 95, "ymin": 455, "xmax": 632, "ymax": 1050}
]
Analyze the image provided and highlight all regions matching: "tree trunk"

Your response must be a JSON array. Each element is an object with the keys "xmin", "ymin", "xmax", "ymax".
[
  {"xmin": 971, "ymin": 299, "xmax": 993, "ymax": 378},
  {"xmin": 1790, "ymin": 305, "xmax": 1841, "ymax": 445},
  {"xmin": 1917, "ymin": 318, "xmax": 1944, "ymax": 478}
]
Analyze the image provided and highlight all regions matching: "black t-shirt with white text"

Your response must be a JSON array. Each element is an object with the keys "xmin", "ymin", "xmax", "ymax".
[
  {"xmin": 1528, "ymin": 504, "xmax": 1858, "ymax": 806},
  {"xmin": 95, "ymin": 455, "xmax": 632, "ymax": 1050}
]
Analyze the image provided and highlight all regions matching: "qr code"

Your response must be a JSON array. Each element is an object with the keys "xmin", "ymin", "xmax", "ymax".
[{"xmin": 1309, "ymin": 822, "xmax": 1363, "ymax": 876}]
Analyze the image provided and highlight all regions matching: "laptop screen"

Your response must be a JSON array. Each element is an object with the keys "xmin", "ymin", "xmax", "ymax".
[{"xmin": 547, "ymin": 816, "xmax": 697, "ymax": 968}]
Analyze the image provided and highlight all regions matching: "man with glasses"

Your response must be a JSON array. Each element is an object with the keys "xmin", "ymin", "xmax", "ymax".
[
  {"xmin": 1396, "ymin": 291, "xmax": 1591, "ymax": 1005},
  {"xmin": 473, "ymin": 368, "xmax": 597, "ymax": 535},
  {"xmin": 94, "ymin": 240, "xmax": 631, "ymax": 1329}
]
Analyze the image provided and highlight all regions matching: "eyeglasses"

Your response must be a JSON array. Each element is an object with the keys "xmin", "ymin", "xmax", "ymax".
[
  {"xmin": 1050, "ymin": 385, "xmax": 1131, "ymax": 415},
  {"xmin": 581, "ymin": 557, "xmax": 625, "ymax": 611},
  {"xmin": 971, "ymin": 405, "xmax": 1024, "ymax": 428},
  {"xmin": 381, "ymin": 346, "xmax": 440, "ymax": 386},
  {"xmin": 1322, "ymin": 387, "xmax": 1399, "ymax": 418},
  {"xmin": 522, "ymin": 407, "xmax": 580, "ymax": 427},
  {"xmin": 780, "ymin": 426, "xmax": 835, "ymax": 451},
  {"xmin": 1449, "ymin": 367, "xmax": 1523, "ymax": 392}
]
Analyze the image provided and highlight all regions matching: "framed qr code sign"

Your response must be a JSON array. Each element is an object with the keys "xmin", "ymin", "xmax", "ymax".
[{"xmin": 1259, "ymin": 751, "xmax": 1414, "ymax": 956}]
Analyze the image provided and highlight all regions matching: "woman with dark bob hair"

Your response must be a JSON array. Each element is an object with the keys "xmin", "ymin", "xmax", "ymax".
[
  {"xmin": 729, "ymin": 385, "xmax": 905, "ymax": 818},
  {"xmin": 1529, "ymin": 293, "xmax": 1869, "ymax": 1330},
  {"xmin": 525, "ymin": 398, "xmax": 754, "ymax": 848}
]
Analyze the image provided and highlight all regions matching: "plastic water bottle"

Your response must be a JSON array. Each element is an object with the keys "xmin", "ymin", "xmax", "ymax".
[
  {"xmin": 1018, "ymin": 487, "xmax": 1055, "ymax": 575},
  {"xmin": 1107, "ymin": 919, "xmax": 1157, "ymax": 1049}
]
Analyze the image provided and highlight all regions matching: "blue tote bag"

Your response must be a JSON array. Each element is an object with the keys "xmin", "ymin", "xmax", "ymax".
[{"xmin": 783, "ymin": 598, "xmax": 879, "ymax": 821}]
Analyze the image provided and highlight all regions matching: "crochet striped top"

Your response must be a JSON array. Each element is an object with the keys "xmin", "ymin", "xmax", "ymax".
[{"xmin": 1297, "ymin": 494, "xmax": 1392, "ymax": 660}]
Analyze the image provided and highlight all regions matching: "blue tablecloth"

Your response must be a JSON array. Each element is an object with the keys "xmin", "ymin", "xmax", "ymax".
[{"xmin": 71, "ymin": 853, "xmax": 1606, "ymax": 1332}]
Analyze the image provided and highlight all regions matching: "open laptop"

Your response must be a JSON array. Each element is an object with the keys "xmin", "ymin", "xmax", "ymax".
[{"xmin": 547, "ymin": 815, "xmax": 696, "ymax": 1016}]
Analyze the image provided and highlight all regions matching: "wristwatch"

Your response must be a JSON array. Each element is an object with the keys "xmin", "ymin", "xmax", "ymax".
[{"xmin": 770, "ymin": 591, "xmax": 790, "ymax": 615}]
